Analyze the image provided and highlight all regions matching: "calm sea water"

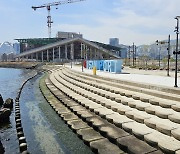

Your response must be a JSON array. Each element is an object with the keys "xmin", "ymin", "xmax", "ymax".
[
  {"xmin": 20, "ymin": 74, "xmax": 93, "ymax": 154},
  {"xmin": 0, "ymin": 68, "xmax": 30, "ymax": 100},
  {"xmin": 0, "ymin": 68, "xmax": 32, "ymax": 154},
  {"xmin": 0, "ymin": 68, "xmax": 93, "ymax": 154}
]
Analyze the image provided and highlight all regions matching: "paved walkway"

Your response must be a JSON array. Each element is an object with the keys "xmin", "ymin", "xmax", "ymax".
[
  {"xmin": 65, "ymin": 64, "xmax": 180, "ymax": 88},
  {"xmin": 123, "ymin": 66, "xmax": 180, "ymax": 77}
]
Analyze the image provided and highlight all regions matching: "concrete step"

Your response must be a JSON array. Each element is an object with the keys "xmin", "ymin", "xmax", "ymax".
[
  {"xmin": 48, "ymin": 70, "xmax": 180, "ymax": 153},
  {"xmin": 59, "ymin": 70, "xmax": 180, "ymax": 128},
  {"xmin": 63, "ymin": 69, "xmax": 180, "ymax": 114},
  {"xmin": 64, "ymin": 67, "xmax": 180, "ymax": 102},
  {"xmin": 45, "ymin": 76, "xmax": 161, "ymax": 154},
  {"xmin": 90, "ymin": 138, "xmax": 125, "ymax": 154},
  {"xmin": 42, "ymin": 74, "xmax": 125, "ymax": 154},
  {"xmin": 62, "ymin": 68, "xmax": 179, "ymax": 113},
  {"xmin": 117, "ymin": 135, "xmax": 161, "ymax": 154},
  {"xmin": 54, "ymin": 71, "xmax": 180, "ymax": 140}
]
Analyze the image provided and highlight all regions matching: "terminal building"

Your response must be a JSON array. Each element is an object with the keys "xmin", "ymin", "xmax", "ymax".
[{"xmin": 15, "ymin": 32, "xmax": 126, "ymax": 61}]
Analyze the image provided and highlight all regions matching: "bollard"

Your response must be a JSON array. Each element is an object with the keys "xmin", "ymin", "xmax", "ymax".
[
  {"xmin": 20, "ymin": 143, "xmax": 27, "ymax": 152},
  {"xmin": 93, "ymin": 66, "xmax": 96, "ymax": 75},
  {"xmin": 17, "ymin": 132, "xmax": 24, "ymax": 138},
  {"xmin": 19, "ymin": 137, "xmax": 26, "ymax": 144}
]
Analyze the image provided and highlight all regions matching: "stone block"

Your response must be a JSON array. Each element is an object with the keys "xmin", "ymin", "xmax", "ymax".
[
  {"xmin": 61, "ymin": 112, "xmax": 79, "ymax": 121},
  {"xmin": 117, "ymin": 135, "xmax": 157, "ymax": 154},
  {"xmin": 77, "ymin": 128, "xmax": 103, "ymax": 144},
  {"xmin": 90, "ymin": 138, "xmax": 125, "ymax": 154},
  {"xmin": 67, "ymin": 119, "xmax": 90, "ymax": 131}
]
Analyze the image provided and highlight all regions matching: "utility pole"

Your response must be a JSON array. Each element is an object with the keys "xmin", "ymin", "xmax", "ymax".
[
  {"xmin": 167, "ymin": 34, "xmax": 170, "ymax": 76},
  {"xmin": 159, "ymin": 46, "xmax": 161, "ymax": 67},
  {"xmin": 129, "ymin": 46, "xmax": 131, "ymax": 66},
  {"xmin": 156, "ymin": 40, "xmax": 161, "ymax": 68},
  {"xmin": 135, "ymin": 45, "xmax": 137, "ymax": 66},
  {"xmin": 156, "ymin": 36, "xmax": 171, "ymax": 76},
  {"xmin": 132, "ymin": 43, "xmax": 135, "ymax": 66},
  {"xmin": 174, "ymin": 16, "xmax": 180, "ymax": 87}
]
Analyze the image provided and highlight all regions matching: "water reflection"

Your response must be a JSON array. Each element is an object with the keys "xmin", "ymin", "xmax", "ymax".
[
  {"xmin": 0, "ymin": 68, "xmax": 33, "ymax": 154},
  {"xmin": 20, "ymin": 74, "xmax": 93, "ymax": 154}
]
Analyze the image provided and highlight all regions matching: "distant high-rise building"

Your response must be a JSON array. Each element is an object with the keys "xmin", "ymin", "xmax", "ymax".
[
  {"xmin": 109, "ymin": 38, "xmax": 128, "ymax": 58},
  {"xmin": 109, "ymin": 38, "xmax": 119, "ymax": 47},
  {"xmin": 0, "ymin": 42, "xmax": 15, "ymax": 54},
  {"xmin": 13, "ymin": 43, "xmax": 20, "ymax": 54}
]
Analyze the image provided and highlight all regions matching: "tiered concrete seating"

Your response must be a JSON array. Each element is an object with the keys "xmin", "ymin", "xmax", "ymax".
[
  {"xmin": 62, "ymin": 69, "xmax": 180, "ymax": 123},
  {"xmin": 60, "ymin": 70, "xmax": 180, "ymax": 129},
  {"xmin": 44, "ymin": 71, "xmax": 163, "ymax": 153},
  {"xmin": 64, "ymin": 68, "xmax": 180, "ymax": 107},
  {"xmin": 42, "ymin": 75, "xmax": 126, "ymax": 154},
  {"xmin": 44, "ymin": 67, "xmax": 180, "ymax": 153}
]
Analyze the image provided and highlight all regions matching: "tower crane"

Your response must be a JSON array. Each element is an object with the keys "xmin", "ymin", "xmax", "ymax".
[{"xmin": 32, "ymin": 0, "xmax": 85, "ymax": 38}]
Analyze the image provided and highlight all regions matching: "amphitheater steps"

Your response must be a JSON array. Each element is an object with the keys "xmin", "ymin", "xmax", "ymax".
[
  {"xmin": 47, "ymin": 68, "xmax": 180, "ymax": 153},
  {"xmin": 64, "ymin": 68, "xmax": 180, "ymax": 111},
  {"xmin": 41, "ymin": 76, "xmax": 126, "ymax": 154},
  {"xmin": 57, "ymin": 70, "xmax": 180, "ymax": 137},
  {"xmin": 61, "ymin": 69, "xmax": 180, "ymax": 126},
  {"xmin": 64, "ymin": 67, "xmax": 180, "ymax": 102},
  {"xmin": 44, "ymin": 72, "xmax": 164, "ymax": 154}
]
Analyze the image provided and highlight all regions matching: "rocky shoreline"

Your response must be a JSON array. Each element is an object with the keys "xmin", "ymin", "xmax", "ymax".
[
  {"xmin": 0, "ymin": 95, "xmax": 14, "ymax": 154},
  {"xmin": 0, "ymin": 66, "xmax": 39, "ymax": 153}
]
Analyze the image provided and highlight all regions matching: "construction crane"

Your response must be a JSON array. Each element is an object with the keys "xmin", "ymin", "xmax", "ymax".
[{"xmin": 32, "ymin": 0, "xmax": 85, "ymax": 38}]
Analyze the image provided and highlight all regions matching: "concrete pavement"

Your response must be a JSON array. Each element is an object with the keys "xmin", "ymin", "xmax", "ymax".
[{"xmin": 65, "ymin": 64, "xmax": 180, "ymax": 88}]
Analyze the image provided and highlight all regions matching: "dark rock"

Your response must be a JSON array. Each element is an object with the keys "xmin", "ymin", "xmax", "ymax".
[
  {"xmin": 0, "ymin": 94, "xmax": 4, "ymax": 107},
  {"xmin": 3, "ymin": 98, "xmax": 13, "ymax": 109},
  {"xmin": 0, "ymin": 108, "xmax": 11, "ymax": 123},
  {"xmin": 0, "ymin": 140, "xmax": 4, "ymax": 154}
]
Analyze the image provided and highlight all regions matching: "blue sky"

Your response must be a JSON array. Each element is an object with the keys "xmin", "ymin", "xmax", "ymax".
[{"xmin": 0, "ymin": 0, "xmax": 180, "ymax": 45}]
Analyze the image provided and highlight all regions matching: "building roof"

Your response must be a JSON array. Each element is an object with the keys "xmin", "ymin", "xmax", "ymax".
[
  {"xmin": 15, "ymin": 38, "xmax": 63, "ymax": 45},
  {"xmin": 16, "ymin": 37, "xmax": 120, "ymax": 58},
  {"xmin": 91, "ymin": 41, "xmax": 121, "ymax": 51}
]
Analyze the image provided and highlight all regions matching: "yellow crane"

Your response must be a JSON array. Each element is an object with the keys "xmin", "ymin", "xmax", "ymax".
[{"xmin": 32, "ymin": 0, "xmax": 85, "ymax": 38}]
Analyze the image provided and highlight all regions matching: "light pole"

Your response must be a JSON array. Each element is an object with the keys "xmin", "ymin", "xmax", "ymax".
[
  {"xmin": 135, "ymin": 45, "xmax": 137, "ymax": 66},
  {"xmin": 156, "ymin": 40, "xmax": 161, "ymax": 67},
  {"xmin": 132, "ymin": 42, "xmax": 135, "ymax": 66},
  {"xmin": 128, "ymin": 46, "xmax": 131, "ymax": 66},
  {"xmin": 174, "ymin": 16, "xmax": 180, "ymax": 87},
  {"xmin": 167, "ymin": 34, "xmax": 170, "ymax": 76},
  {"xmin": 156, "ymin": 35, "xmax": 171, "ymax": 76}
]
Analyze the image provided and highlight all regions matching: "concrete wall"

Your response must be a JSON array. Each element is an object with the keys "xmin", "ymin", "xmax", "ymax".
[{"xmin": 86, "ymin": 60, "xmax": 123, "ymax": 73}]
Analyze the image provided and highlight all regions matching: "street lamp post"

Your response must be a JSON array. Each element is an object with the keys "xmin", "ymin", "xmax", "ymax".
[
  {"xmin": 129, "ymin": 46, "xmax": 131, "ymax": 66},
  {"xmin": 135, "ymin": 45, "xmax": 137, "ymax": 66},
  {"xmin": 174, "ymin": 16, "xmax": 180, "ymax": 87},
  {"xmin": 167, "ymin": 34, "xmax": 170, "ymax": 76},
  {"xmin": 132, "ymin": 43, "xmax": 135, "ymax": 66},
  {"xmin": 156, "ymin": 41, "xmax": 161, "ymax": 67},
  {"xmin": 156, "ymin": 35, "xmax": 171, "ymax": 76}
]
